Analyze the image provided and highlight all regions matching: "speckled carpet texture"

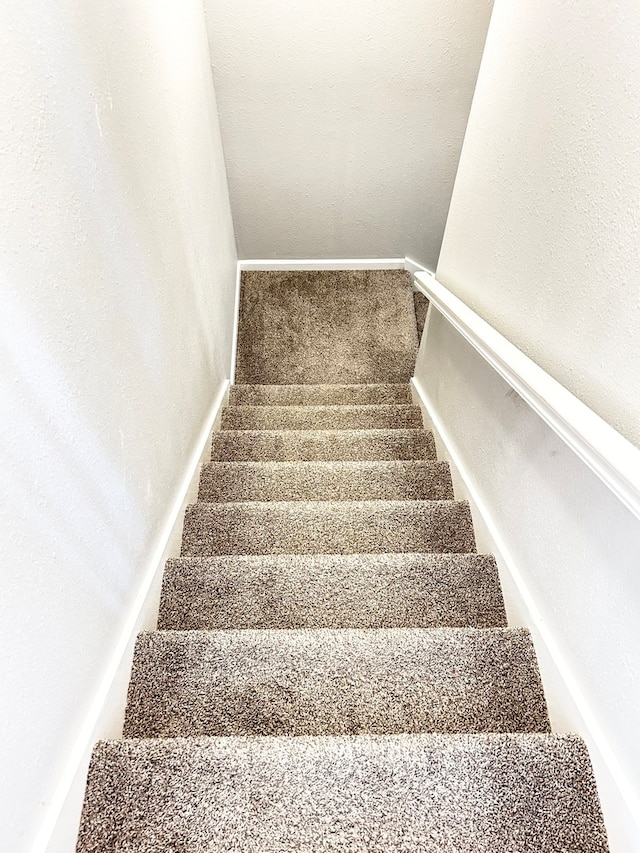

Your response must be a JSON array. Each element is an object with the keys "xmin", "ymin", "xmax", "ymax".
[
  {"xmin": 76, "ymin": 270, "xmax": 608, "ymax": 851},
  {"xmin": 414, "ymin": 290, "xmax": 429, "ymax": 341},
  {"xmin": 235, "ymin": 270, "xmax": 419, "ymax": 384}
]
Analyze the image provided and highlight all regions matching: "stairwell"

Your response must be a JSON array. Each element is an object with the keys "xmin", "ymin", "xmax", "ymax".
[{"xmin": 75, "ymin": 270, "xmax": 608, "ymax": 850}]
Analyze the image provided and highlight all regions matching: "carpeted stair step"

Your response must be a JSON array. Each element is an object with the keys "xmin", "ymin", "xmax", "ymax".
[
  {"xmin": 229, "ymin": 383, "xmax": 413, "ymax": 407},
  {"xmin": 76, "ymin": 733, "xmax": 609, "ymax": 851},
  {"xmin": 211, "ymin": 428, "xmax": 436, "ymax": 462},
  {"xmin": 234, "ymin": 269, "xmax": 418, "ymax": 385},
  {"xmin": 158, "ymin": 553, "xmax": 507, "ymax": 630},
  {"xmin": 181, "ymin": 499, "xmax": 476, "ymax": 556},
  {"xmin": 198, "ymin": 460, "xmax": 453, "ymax": 502},
  {"xmin": 123, "ymin": 627, "xmax": 549, "ymax": 738},
  {"xmin": 221, "ymin": 403, "xmax": 423, "ymax": 431}
]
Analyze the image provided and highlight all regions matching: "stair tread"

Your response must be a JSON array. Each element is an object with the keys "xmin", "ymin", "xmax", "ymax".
[
  {"xmin": 181, "ymin": 499, "xmax": 476, "ymax": 556},
  {"xmin": 158, "ymin": 553, "xmax": 507, "ymax": 630},
  {"xmin": 198, "ymin": 460, "xmax": 453, "ymax": 502},
  {"xmin": 124, "ymin": 627, "xmax": 549, "ymax": 738},
  {"xmin": 211, "ymin": 428, "xmax": 436, "ymax": 461},
  {"xmin": 229, "ymin": 383, "xmax": 412, "ymax": 406},
  {"xmin": 77, "ymin": 734, "xmax": 608, "ymax": 852},
  {"xmin": 221, "ymin": 404, "xmax": 423, "ymax": 431}
]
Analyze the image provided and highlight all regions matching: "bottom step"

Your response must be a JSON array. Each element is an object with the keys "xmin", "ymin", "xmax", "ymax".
[{"xmin": 77, "ymin": 734, "xmax": 608, "ymax": 852}]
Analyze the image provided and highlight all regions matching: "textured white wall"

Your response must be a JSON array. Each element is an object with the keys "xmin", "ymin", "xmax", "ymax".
[
  {"xmin": 414, "ymin": 314, "xmax": 640, "ymax": 850},
  {"xmin": 424, "ymin": 1, "xmax": 640, "ymax": 846},
  {"xmin": 203, "ymin": 0, "xmax": 494, "ymax": 265},
  {"xmin": 437, "ymin": 0, "xmax": 640, "ymax": 448},
  {"xmin": 0, "ymin": 1, "xmax": 236, "ymax": 850}
]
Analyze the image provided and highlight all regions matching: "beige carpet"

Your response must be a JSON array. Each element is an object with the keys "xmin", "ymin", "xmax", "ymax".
[
  {"xmin": 235, "ymin": 270, "xmax": 418, "ymax": 384},
  {"xmin": 75, "ymin": 277, "xmax": 609, "ymax": 850}
]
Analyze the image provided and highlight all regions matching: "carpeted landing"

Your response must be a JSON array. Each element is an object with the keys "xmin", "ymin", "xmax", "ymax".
[
  {"xmin": 76, "ymin": 272, "xmax": 608, "ymax": 851},
  {"xmin": 234, "ymin": 270, "xmax": 419, "ymax": 385}
]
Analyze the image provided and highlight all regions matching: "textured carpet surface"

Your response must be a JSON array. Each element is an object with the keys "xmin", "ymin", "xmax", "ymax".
[
  {"xmin": 229, "ymin": 383, "xmax": 412, "ymax": 407},
  {"xmin": 198, "ymin": 460, "xmax": 453, "ymax": 502},
  {"xmin": 235, "ymin": 270, "xmax": 418, "ymax": 384},
  {"xmin": 181, "ymin": 499, "xmax": 476, "ymax": 557},
  {"xmin": 221, "ymin": 403, "xmax": 423, "ymax": 431},
  {"xmin": 414, "ymin": 291, "xmax": 429, "ymax": 341},
  {"xmin": 158, "ymin": 553, "xmax": 508, "ymax": 630},
  {"xmin": 76, "ymin": 734, "xmax": 608, "ymax": 852},
  {"xmin": 124, "ymin": 628, "xmax": 549, "ymax": 738},
  {"xmin": 76, "ymin": 300, "xmax": 609, "ymax": 848},
  {"xmin": 211, "ymin": 428, "xmax": 436, "ymax": 462}
]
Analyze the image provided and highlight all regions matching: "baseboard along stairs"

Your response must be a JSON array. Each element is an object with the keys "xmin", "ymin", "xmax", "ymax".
[{"xmin": 76, "ymin": 270, "xmax": 609, "ymax": 850}]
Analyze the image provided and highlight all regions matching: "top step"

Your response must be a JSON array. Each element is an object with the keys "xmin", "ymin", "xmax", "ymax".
[{"xmin": 229, "ymin": 384, "xmax": 412, "ymax": 407}]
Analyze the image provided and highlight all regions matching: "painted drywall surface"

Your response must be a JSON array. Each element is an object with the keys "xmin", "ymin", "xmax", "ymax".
[
  {"xmin": 203, "ymin": 0, "xmax": 494, "ymax": 265},
  {"xmin": 414, "ymin": 312, "xmax": 640, "ymax": 850},
  {"xmin": 0, "ymin": 1, "xmax": 236, "ymax": 849},
  {"xmin": 437, "ymin": 0, "xmax": 640, "ymax": 448}
]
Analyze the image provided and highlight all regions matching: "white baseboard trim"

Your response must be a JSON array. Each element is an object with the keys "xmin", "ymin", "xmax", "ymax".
[
  {"xmin": 238, "ymin": 258, "xmax": 405, "ymax": 271},
  {"xmin": 237, "ymin": 258, "xmax": 434, "ymax": 275},
  {"xmin": 36, "ymin": 380, "xmax": 229, "ymax": 853},
  {"xmin": 229, "ymin": 264, "xmax": 241, "ymax": 385},
  {"xmin": 404, "ymin": 257, "xmax": 434, "ymax": 278},
  {"xmin": 411, "ymin": 375, "xmax": 640, "ymax": 851}
]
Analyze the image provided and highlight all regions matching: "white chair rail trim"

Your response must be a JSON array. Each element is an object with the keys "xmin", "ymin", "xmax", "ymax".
[{"xmin": 414, "ymin": 271, "xmax": 640, "ymax": 523}]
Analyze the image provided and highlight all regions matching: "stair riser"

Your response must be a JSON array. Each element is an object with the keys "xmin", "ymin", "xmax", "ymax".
[
  {"xmin": 229, "ymin": 384, "xmax": 412, "ymax": 407},
  {"xmin": 158, "ymin": 553, "xmax": 507, "ymax": 630},
  {"xmin": 211, "ymin": 429, "xmax": 436, "ymax": 462},
  {"xmin": 180, "ymin": 501, "xmax": 476, "ymax": 557},
  {"xmin": 221, "ymin": 405, "xmax": 423, "ymax": 431},
  {"xmin": 197, "ymin": 461, "xmax": 453, "ymax": 503},
  {"xmin": 124, "ymin": 628, "xmax": 549, "ymax": 738}
]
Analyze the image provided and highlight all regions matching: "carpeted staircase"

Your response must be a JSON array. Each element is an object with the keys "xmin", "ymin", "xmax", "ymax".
[{"xmin": 76, "ymin": 270, "xmax": 608, "ymax": 851}]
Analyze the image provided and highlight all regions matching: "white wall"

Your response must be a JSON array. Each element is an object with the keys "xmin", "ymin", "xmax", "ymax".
[
  {"xmin": 0, "ymin": 1, "xmax": 237, "ymax": 850},
  {"xmin": 413, "ymin": 314, "xmax": 640, "ymax": 851},
  {"xmin": 437, "ymin": 0, "xmax": 640, "ymax": 449},
  {"xmin": 203, "ymin": 0, "xmax": 494, "ymax": 266},
  {"xmin": 421, "ymin": 1, "xmax": 640, "ymax": 847}
]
